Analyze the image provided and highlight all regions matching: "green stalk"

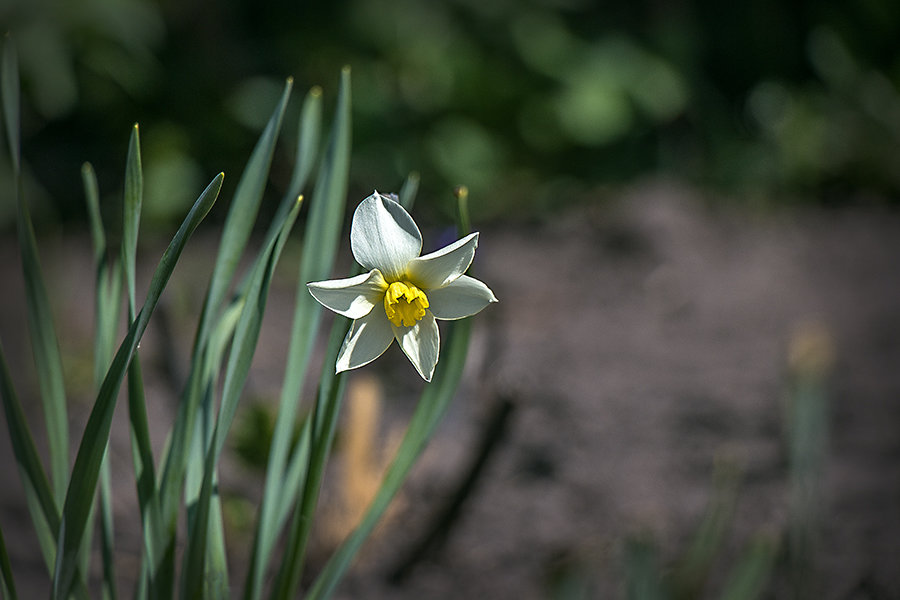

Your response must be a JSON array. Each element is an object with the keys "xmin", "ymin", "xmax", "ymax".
[
  {"xmin": 51, "ymin": 173, "xmax": 222, "ymax": 600},
  {"xmin": 0, "ymin": 341, "xmax": 91, "ymax": 599},
  {"xmin": 83, "ymin": 161, "xmax": 123, "ymax": 600},
  {"xmin": 245, "ymin": 70, "xmax": 350, "ymax": 600},
  {"xmin": 152, "ymin": 80, "xmax": 293, "ymax": 597},
  {"xmin": 180, "ymin": 196, "xmax": 303, "ymax": 599},
  {"xmin": 0, "ymin": 524, "xmax": 18, "ymax": 600},
  {"xmin": 3, "ymin": 35, "xmax": 69, "ymax": 508},
  {"xmin": 270, "ymin": 320, "xmax": 350, "ymax": 600},
  {"xmin": 304, "ymin": 319, "xmax": 471, "ymax": 600}
]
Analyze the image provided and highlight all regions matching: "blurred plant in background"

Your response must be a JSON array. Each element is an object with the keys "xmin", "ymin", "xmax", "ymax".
[{"xmin": 3, "ymin": 0, "xmax": 900, "ymax": 229}]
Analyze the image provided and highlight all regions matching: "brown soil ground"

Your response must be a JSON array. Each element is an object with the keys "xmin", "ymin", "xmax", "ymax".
[{"xmin": 1, "ymin": 182, "xmax": 899, "ymax": 598}]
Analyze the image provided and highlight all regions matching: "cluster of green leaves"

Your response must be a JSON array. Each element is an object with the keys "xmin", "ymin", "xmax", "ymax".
[
  {"xmin": 621, "ymin": 464, "xmax": 776, "ymax": 600},
  {"xmin": 539, "ymin": 326, "xmax": 835, "ymax": 600},
  {"xmin": 548, "ymin": 346, "xmax": 834, "ymax": 600},
  {"xmin": 0, "ymin": 36, "xmax": 474, "ymax": 600},
  {"xmin": 539, "ymin": 462, "xmax": 777, "ymax": 600},
  {"xmin": 618, "ymin": 351, "xmax": 832, "ymax": 600}
]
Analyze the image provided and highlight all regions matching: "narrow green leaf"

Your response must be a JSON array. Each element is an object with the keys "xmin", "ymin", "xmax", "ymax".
[
  {"xmin": 624, "ymin": 536, "xmax": 666, "ymax": 600},
  {"xmin": 285, "ymin": 86, "xmax": 323, "ymax": 204},
  {"xmin": 719, "ymin": 537, "xmax": 775, "ymax": 600},
  {"xmin": 247, "ymin": 70, "xmax": 351, "ymax": 600},
  {"xmin": 84, "ymin": 149, "xmax": 123, "ymax": 600},
  {"xmin": 179, "ymin": 195, "xmax": 302, "ymax": 598},
  {"xmin": 4, "ymin": 35, "xmax": 70, "ymax": 508},
  {"xmin": 78, "ymin": 500, "xmax": 96, "ymax": 600},
  {"xmin": 175, "ymin": 300, "xmax": 240, "ymax": 599},
  {"xmin": 156, "ymin": 83, "xmax": 293, "ymax": 570},
  {"xmin": 82, "ymin": 163, "xmax": 105, "ymax": 259},
  {"xmin": 196, "ymin": 78, "xmax": 293, "ymax": 348},
  {"xmin": 98, "ymin": 452, "xmax": 118, "ymax": 600},
  {"xmin": 218, "ymin": 199, "xmax": 303, "ymax": 464},
  {"xmin": 294, "ymin": 66, "xmax": 352, "ymax": 313},
  {"xmin": 182, "ymin": 197, "xmax": 302, "ymax": 600},
  {"xmin": 785, "ymin": 367, "xmax": 829, "ymax": 594},
  {"xmin": 150, "ymin": 363, "xmax": 204, "ymax": 598},
  {"xmin": 1, "ymin": 37, "xmax": 20, "ymax": 173},
  {"xmin": 21, "ymin": 476, "xmax": 57, "ymax": 578},
  {"xmin": 128, "ymin": 356, "xmax": 169, "ymax": 600},
  {"xmin": 454, "ymin": 185, "xmax": 471, "ymax": 237},
  {"xmin": 16, "ymin": 184, "xmax": 70, "ymax": 506},
  {"xmin": 0, "ymin": 341, "xmax": 91, "ymax": 599},
  {"xmin": 52, "ymin": 173, "xmax": 223, "ymax": 600},
  {"xmin": 0, "ymin": 344, "xmax": 50, "ymax": 562},
  {"xmin": 134, "ymin": 558, "xmax": 149, "ymax": 600},
  {"xmin": 183, "ymin": 394, "xmax": 228, "ymax": 600},
  {"xmin": 181, "ymin": 413, "xmax": 223, "ymax": 600},
  {"xmin": 398, "ymin": 172, "xmax": 420, "ymax": 211},
  {"xmin": 271, "ymin": 415, "xmax": 312, "ymax": 546},
  {"xmin": 283, "ymin": 67, "xmax": 351, "ymax": 387},
  {"xmin": 668, "ymin": 461, "xmax": 739, "ymax": 600},
  {"xmin": 303, "ymin": 318, "xmax": 471, "ymax": 600},
  {"xmin": 82, "ymin": 163, "xmax": 123, "ymax": 389},
  {"xmin": 123, "ymin": 123, "xmax": 143, "ymax": 313},
  {"xmin": 271, "ymin": 319, "xmax": 349, "ymax": 600},
  {"xmin": 113, "ymin": 124, "xmax": 169, "ymax": 600},
  {"xmin": 0, "ymin": 522, "xmax": 19, "ymax": 600}
]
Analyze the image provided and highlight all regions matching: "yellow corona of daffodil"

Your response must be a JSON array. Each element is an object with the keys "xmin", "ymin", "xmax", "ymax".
[{"xmin": 308, "ymin": 191, "xmax": 497, "ymax": 381}]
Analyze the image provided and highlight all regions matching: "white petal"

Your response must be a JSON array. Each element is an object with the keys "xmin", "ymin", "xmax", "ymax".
[
  {"xmin": 307, "ymin": 269, "xmax": 387, "ymax": 319},
  {"xmin": 335, "ymin": 309, "xmax": 395, "ymax": 373},
  {"xmin": 393, "ymin": 311, "xmax": 440, "ymax": 381},
  {"xmin": 427, "ymin": 275, "xmax": 498, "ymax": 320},
  {"xmin": 406, "ymin": 232, "xmax": 479, "ymax": 289},
  {"xmin": 351, "ymin": 191, "xmax": 422, "ymax": 280}
]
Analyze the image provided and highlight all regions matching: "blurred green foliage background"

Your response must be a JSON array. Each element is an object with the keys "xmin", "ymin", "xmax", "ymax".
[{"xmin": 3, "ymin": 0, "xmax": 900, "ymax": 227}]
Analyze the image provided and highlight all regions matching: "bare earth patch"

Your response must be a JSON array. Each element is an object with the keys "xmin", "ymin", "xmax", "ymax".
[{"xmin": 1, "ymin": 182, "xmax": 898, "ymax": 598}]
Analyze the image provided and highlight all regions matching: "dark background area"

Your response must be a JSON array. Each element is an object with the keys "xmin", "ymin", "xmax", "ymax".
[{"xmin": 3, "ymin": 0, "xmax": 900, "ymax": 230}]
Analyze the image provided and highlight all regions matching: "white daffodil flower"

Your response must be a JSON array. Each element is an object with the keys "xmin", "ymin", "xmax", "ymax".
[{"xmin": 308, "ymin": 191, "xmax": 497, "ymax": 381}]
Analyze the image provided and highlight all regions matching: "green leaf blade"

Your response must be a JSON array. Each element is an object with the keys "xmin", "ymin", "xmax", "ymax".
[
  {"xmin": 123, "ymin": 123, "xmax": 144, "ymax": 314},
  {"xmin": 719, "ymin": 537, "xmax": 776, "ymax": 600},
  {"xmin": 1, "ymin": 37, "xmax": 20, "ymax": 173},
  {"xmin": 245, "ymin": 69, "xmax": 351, "ymax": 600},
  {"xmin": 304, "ymin": 318, "xmax": 472, "ymax": 600},
  {"xmin": 285, "ymin": 86, "xmax": 323, "ymax": 204},
  {"xmin": 182, "ymin": 196, "xmax": 303, "ymax": 600},
  {"xmin": 3, "ymin": 36, "xmax": 70, "ymax": 507},
  {"xmin": 0, "ymin": 523, "xmax": 19, "ymax": 600},
  {"xmin": 52, "ymin": 173, "xmax": 223, "ymax": 600},
  {"xmin": 270, "ymin": 318, "xmax": 350, "ymax": 600},
  {"xmin": 82, "ymin": 163, "xmax": 105, "ymax": 260},
  {"xmin": 83, "ymin": 160, "xmax": 123, "ymax": 600},
  {"xmin": 0, "ymin": 342, "xmax": 92, "ymax": 599},
  {"xmin": 155, "ymin": 84, "xmax": 294, "ymax": 571},
  {"xmin": 0, "ymin": 339, "xmax": 59, "ymax": 543},
  {"xmin": 199, "ymin": 78, "xmax": 293, "ymax": 346}
]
